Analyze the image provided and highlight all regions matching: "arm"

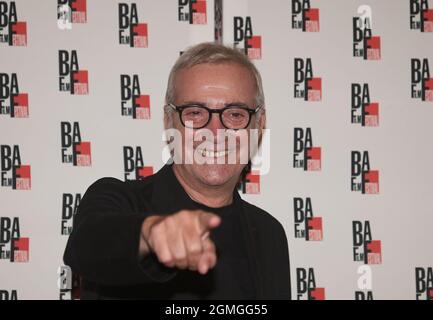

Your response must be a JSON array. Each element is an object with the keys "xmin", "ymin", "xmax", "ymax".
[
  {"xmin": 63, "ymin": 177, "xmax": 220, "ymax": 286},
  {"xmin": 63, "ymin": 178, "xmax": 175, "ymax": 286}
]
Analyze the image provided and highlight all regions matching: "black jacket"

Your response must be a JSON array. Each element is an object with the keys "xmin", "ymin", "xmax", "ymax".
[{"xmin": 64, "ymin": 164, "xmax": 291, "ymax": 299}]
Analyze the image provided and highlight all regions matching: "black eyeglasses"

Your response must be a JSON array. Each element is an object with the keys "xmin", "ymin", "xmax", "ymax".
[{"xmin": 167, "ymin": 103, "xmax": 263, "ymax": 130}]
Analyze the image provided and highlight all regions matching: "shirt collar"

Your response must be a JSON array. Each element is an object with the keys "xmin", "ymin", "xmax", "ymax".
[{"xmin": 150, "ymin": 163, "xmax": 242, "ymax": 215}]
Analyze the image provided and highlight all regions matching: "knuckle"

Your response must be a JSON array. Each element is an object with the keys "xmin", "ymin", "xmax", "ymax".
[
  {"xmin": 177, "ymin": 210, "xmax": 189, "ymax": 218},
  {"xmin": 172, "ymin": 249, "xmax": 185, "ymax": 261},
  {"xmin": 150, "ymin": 222, "xmax": 164, "ymax": 237},
  {"xmin": 165, "ymin": 215, "xmax": 176, "ymax": 227},
  {"xmin": 188, "ymin": 242, "xmax": 202, "ymax": 255},
  {"xmin": 149, "ymin": 230, "xmax": 164, "ymax": 248},
  {"xmin": 157, "ymin": 252, "xmax": 171, "ymax": 265},
  {"xmin": 175, "ymin": 258, "xmax": 188, "ymax": 269}
]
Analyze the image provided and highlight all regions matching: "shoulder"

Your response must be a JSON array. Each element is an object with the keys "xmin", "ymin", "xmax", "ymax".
[
  {"xmin": 81, "ymin": 175, "xmax": 156, "ymax": 208},
  {"xmin": 86, "ymin": 175, "xmax": 155, "ymax": 194},
  {"xmin": 240, "ymin": 199, "xmax": 285, "ymax": 235}
]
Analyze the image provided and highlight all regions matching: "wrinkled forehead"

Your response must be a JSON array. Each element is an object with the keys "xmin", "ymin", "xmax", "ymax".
[{"xmin": 172, "ymin": 63, "xmax": 257, "ymax": 105}]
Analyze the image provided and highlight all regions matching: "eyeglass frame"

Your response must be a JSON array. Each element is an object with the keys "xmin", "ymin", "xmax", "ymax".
[{"xmin": 166, "ymin": 102, "xmax": 263, "ymax": 130}]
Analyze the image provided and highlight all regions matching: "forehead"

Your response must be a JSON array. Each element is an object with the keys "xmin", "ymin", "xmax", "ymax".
[{"xmin": 173, "ymin": 63, "xmax": 256, "ymax": 104}]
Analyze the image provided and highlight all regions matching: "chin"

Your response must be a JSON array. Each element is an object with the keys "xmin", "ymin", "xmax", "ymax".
[{"xmin": 193, "ymin": 163, "xmax": 240, "ymax": 187}]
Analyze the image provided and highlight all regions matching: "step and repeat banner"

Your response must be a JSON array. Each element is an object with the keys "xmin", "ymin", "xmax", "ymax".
[{"xmin": 1, "ymin": 0, "xmax": 432, "ymax": 300}]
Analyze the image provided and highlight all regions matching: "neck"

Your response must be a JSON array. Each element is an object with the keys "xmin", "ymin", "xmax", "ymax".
[{"xmin": 172, "ymin": 164, "xmax": 236, "ymax": 208}]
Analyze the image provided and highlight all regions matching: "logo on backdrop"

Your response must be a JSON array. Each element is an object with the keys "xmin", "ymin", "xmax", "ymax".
[
  {"xmin": 415, "ymin": 267, "xmax": 433, "ymax": 300},
  {"xmin": 291, "ymin": 0, "xmax": 320, "ymax": 32},
  {"xmin": 120, "ymin": 74, "xmax": 151, "ymax": 119},
  {"xmin": 57, "ymin": 0, "xmax": 87, "ymax": 30},
  {"xmin": 233, "ymin": 16, "xmax": 261, "ymax": 60},
  {"xmin": 237, "ymin": 167, "xmax": 260, "ymax": 195},
  {"xmin": 61, "ymin": 122, "xmax": 92, "ymax": 166},
  {"xmin": 351, "ymin": 83, "xmax": 379, "ymax": 127},
  {"xmin": 411, "ymin": 58, "xmax": 433, "ymax": 101},
  {"xmin": 296, "ymin": 267, "xmax": 325, "ymax": 300},
  {"xmin": 353, "ymin": 220, "xmax": 382, "ymax": 265},
  {"xmin": 58, "ymin": 265, "xmax": 81, "ymax": 300},
  {"xmin": 0, "ymin": 217, "xmax": 29, "ymax": 263},
  {"xmin": 118, "ymin": 3, "xmax": 148, "ymax": 48},
  {"xmin": 294, "ymin": 58, "xmax": 322, "ymax": 101},
  {"xmin": 293, "ymin": 197, "xmax": 323, "ymax": 241},
  {"xmin": 353, "ymin": 5, "xmax": 381, "ymax": 60},
  {"xmin": 0, "ymin": 1, "xmax": 27, "ymax": 46},
  {"xmin": 0, "ymin": 145, "xmax": 31, "ymax": 190},
  {"xmin": 123, "ymin": 146, "xmax": 153, "ymax": 181},
  {"xmin": 61, "ymin": 193, "xmax": 81, "ymax": 236},
  {"xmin": 0, "ymin": 73, "xmax": 29, "ymax": 118},
  {"xmin": 178, "ymin": 0, "xmax": 207, "ymax": 24},
  {"xmin": 410, "ymin": 0, "xmax": 433, "ymax": 32},
  {"xmin": 355, "ymin": 265, "xmax": 374, "ymax": 300},
  {"xmin": 58, "ymin": 50, "xmax": 89, "ymax": 95},
  {"xmin": 351, "ymin": 151, "xmax": 379, "ymax": 194},
  {"xmin": 0, "ymin": 289, "xmax": 17, "ymax": 300},
  {"xmin": 293, "ymin": 128, "xmax": 321, "ymax": 171}
]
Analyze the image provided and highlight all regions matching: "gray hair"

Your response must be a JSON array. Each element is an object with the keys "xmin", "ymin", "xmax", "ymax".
[{"xmin": 164, "ymin": 42, "xmax": 265, "ymax": 117}]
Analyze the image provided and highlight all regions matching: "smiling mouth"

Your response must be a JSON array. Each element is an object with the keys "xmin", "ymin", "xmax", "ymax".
[{"xmin": 196, "ymin": 148, "xmax": 232, "ymax": 158}]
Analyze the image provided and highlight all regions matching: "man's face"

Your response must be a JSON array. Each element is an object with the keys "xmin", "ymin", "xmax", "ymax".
[{"xmin": 168, "ymin": 62, "xmax": 264, "ymax": 188}]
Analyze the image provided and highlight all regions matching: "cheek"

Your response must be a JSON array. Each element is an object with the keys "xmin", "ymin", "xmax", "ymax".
[{"xmin": 235, "ymin": 130, "xmax": 251, "ymax": 150}]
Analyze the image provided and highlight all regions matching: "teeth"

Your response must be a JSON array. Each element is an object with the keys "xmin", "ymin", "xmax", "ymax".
[{"xmin": 199, "ymin": 149, "xmax": 229, "ymax": 157}]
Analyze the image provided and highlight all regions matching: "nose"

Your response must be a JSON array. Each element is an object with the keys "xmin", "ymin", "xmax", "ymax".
[{"xmin": 205, "ymin": 112, "xmax": 225, "ymax": 135}]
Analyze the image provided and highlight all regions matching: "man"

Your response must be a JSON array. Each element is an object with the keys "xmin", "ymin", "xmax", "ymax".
[{"xmin": 64, "ymin": 42, "xmax": 290, "ymax": 299}]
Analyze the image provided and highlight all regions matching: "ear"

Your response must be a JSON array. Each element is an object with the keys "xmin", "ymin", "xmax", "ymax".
[{"xmin": 164, "ymin": 110, "xmax": 171, "ymax": 130}]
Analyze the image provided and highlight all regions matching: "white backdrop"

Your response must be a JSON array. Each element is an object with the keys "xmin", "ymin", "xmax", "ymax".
[{"xmin": 1, "ymin": 0, "xmax": 432, "ymax": 300}]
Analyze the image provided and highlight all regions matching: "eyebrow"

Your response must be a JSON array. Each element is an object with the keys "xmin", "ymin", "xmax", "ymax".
[{"xmin": 178, "ymin": 101, "xmax": 251, "ymax": 108}]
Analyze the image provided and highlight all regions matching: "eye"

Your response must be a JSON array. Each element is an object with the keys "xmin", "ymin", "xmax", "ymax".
[
  {"xmin": 230, "ymin": 112, "xmax": 245, "ymax": 118},
  {"xmin": 183, "ymin": 107, "xmax": 206, "ymax": 118},
  {"xmin": 225, "ymin": 109, "xmax": 248, "ymax": 120}
]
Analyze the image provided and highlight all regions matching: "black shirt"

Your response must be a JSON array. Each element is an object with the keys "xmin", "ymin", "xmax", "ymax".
[
  {"xmin": 189, "ymin": 199, "xmax": 255, "ymax": 299},
  {"xmin": 64, "ymin": 164, "xmax": 291, "ymax": 299}
]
